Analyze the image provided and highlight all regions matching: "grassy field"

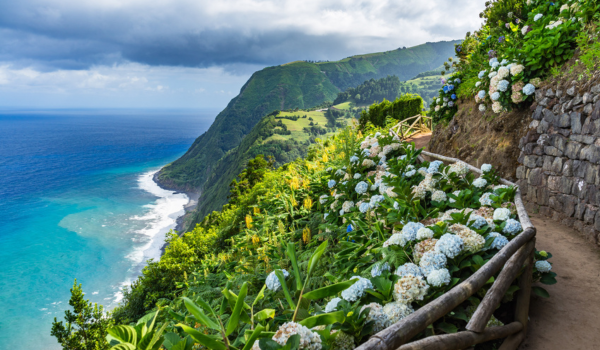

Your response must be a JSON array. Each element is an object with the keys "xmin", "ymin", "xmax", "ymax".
[
  {"xmin": 332, "ymin": 101, "xmax": 353, "ymax": 110},
  {"xmin": 265, "ymin": 110, "xmax": 350, "ymax": 143}
]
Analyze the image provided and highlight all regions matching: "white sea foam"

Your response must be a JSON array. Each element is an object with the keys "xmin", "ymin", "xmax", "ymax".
[{"xmin": 114, "ymin": 168, "xmax": 188, "ymax": 303}]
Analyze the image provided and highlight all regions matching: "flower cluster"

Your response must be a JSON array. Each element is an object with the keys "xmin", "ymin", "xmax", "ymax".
[
  {"xmin": 273, "ymin": 322, "xmax": 322, "ymax": 350},
  {"xmin": 341, "ymin": 276, "xmax": 373, "ymax": 302},
  {"xmin": 266, "ymin": 269, "xmax": 289, "ymax": 291}
]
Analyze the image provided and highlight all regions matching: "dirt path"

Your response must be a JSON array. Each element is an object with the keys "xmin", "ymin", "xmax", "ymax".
[{"xmin": 406, "ymin": 133, "xmax": 600, "ymax": 349}]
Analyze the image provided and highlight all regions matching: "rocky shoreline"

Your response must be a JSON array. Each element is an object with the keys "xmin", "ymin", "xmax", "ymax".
[{"xmin": 153, "ymin": 171, "xmax": 200, "ymax": 255}]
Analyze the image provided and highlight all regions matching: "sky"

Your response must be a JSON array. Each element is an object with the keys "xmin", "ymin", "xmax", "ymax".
[{"xmin": 0, "ymin": 0, "xmax": 487, "ymax": 109}]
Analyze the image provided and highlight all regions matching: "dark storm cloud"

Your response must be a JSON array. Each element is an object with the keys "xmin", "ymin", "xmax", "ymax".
[{"xmin": 0, "ymin": 0, "xmax": 486, "ymax": 71}]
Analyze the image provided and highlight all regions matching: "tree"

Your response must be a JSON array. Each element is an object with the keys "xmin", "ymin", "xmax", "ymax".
[{"xmin": 51, "ymin": 280, "xmax": 112, "ymax": 350}]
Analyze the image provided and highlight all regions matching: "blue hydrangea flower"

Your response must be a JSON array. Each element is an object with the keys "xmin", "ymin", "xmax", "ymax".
[
  {"xmin": 492, "ymin": 62, "xmax": 500, "ymax": 69},
  {"xmin": 490, "ymin": 235, "xmax": 509, "ymax": 250},
  {"xmin": 354, "ymin": 173, "xmax": 361, "ymax": 179},
  {"xmin": 371, "ymin": 262, "xmax": 391, "ymax": 277},
  {"xmin": 341, "ymin": 276, "xmax": 373, "ymax": 302},
  {"xmin": 266, "ymin": 269, "xmax": 289, "ymax": 291},
  {"xmin": 324, "ymin": 213, "xmax": 329, "ymax": 220},
  {"xmin": 500, "ymin": 59, "xmax": 508, "ymax": 65},
  {"xmin": 454, "ymin": 78, "xmax": 462, "ymax": 84},
  {"xmin": 347, "ymin": 224, "xmax": 353, "ymax": 233},
  {"xmin": 491, "ymin": 92, "xmax": 500, "ymax": 101},
  {"xmin": 370, "ymin": 181, "xmax": 381, "ymax": 191},
  {"xmin": 451, "ymin": 94, "xmax": 457, "ymax": 100},
  {"xmin": 498, "ymin": 36, "xmax": 505, "ymax": 43},
  {"xmin": 498, "ymin": 80, "xmax": 510, "ymax": 92},
  {"xmin": 395, "ymin": 263, "xmax": 424, "ymax": 278},
  {"xmin": 370, "ymin": 195, "xmax": 385, "ymax": 207},
  {"xmin": 427, "ymin": 160, "xmax": 444, "ymax": 174},
  {"xmin": 478, "ymin": 70, "xmax": 487, "ymax": 79},
  {"xmin": 435, "ymin": 234, "xmax": 464, "ymax": 259},
  {"xmin": 469, "ymin": 214, "xmax": 488, "ymax": 229},
  {"xmin": 335, "ymin": 169, "xmax": 345, "ymax": 176},
  {"xmin": 535, "ymin": 260, "xmax": 552, "ymax": 273},
  {"xmin": 325, "ymin": 297, "xmax": 342, "ymax": 313},
  {"xmin": 443, "ymin": 86, "xmax": 449, "ymax": 93},
  {"xmin": 405, "ymin": 169, "xmax": 416, "ymax": 177},
  {"xmin": 355, "ymin": 181, "xmax": 369, "ymax": 194},
  {"xmin": 419, "ymin": 251, "xmax": 447, "ymax": 276},
  {"xmin": 503, "ymin": 219, "xmax": 522, "ymax": 235},
  {"xmin": 362, "ymin": 148, "xmax": 371, "ymax": 156},
  {"xmin": 350, "ymin": 155, "xmax": 359, "ymax": 163},
  {"xmin": 328, "ymin": 179, "xmax": 336, "ymax": 188},
  {"xmin": 374, "ymin": 132, "xmax": 381, "ymax": 137},
  {"xmin": 402, "ymin": 222, "xmax": 425, "ymax": 241},
  {"xmin": 489, "ymin": 58, "xmax": 498, "ymax": 66},
  {"xmin": 448, "ymin": 101, "xmax": 454, "ymax": 107},
  {"xmin": 523, "ymin": 83, "xmax": 535, "ymax": 96},
  {"xmin": 447, "ymin": 84, "xmax": 454, "ymax": 91},
  {"xmin": 359, "ymin": 202, "xmax": 371, "ymax": 213},
  {"xmin": 393, "ymin": 201, "xmax": 399, "ymax": 210},
  {"xmin": 478, "ymin": 90, "xmax": 486, "ymax": 99}
]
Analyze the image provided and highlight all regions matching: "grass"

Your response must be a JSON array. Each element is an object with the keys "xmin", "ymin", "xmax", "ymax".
[
  {"xmin": 332, "ymin": 101, "xmax": 353, "ymax": 110},
  {"xmin": 265, "ymin": 110, "xmax": 350, "ymax": 143}
]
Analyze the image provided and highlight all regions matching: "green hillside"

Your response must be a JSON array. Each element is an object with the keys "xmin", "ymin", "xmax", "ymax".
[
  {"xmin": 157, "ymin": 40, "xmax": 459, "ymax": 212},
  {"xmin": 185, "ymin": 110, "xmax": 352, "ymax": 227},
  {"xmin": 318, "ymin": 40, "xmax": 460, "ymax": 91}
]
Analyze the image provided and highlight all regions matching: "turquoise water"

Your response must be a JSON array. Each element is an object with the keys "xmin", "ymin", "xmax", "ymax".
[{"xmin": 0, "ymin": 110, "xmax": 215, "ymax": 350}]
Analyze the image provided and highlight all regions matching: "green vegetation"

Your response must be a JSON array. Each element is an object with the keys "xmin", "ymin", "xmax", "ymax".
[
  {"xmin": 60, "ymin": 125, "xmax": 556, "ymax": 350},
  {"xmin": 429, "ymin": 0, "xmax": 600, "ymax": 123},
  {"xmin": 358, "ymin": 94, "xmax": 424, "ymax": 128},
  {"xmin": 157, "ymin": 41, "xmax": 459, "ymax": 198},
  {"xmin": 333, "ymin": 76, "xmax": 401, "ymax": 106},
  {"xmin": 51, "ymin": 280, "xmax": 113, "ymax": 350}
]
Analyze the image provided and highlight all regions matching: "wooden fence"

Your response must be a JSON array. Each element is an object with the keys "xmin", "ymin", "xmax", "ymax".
[
  {"xmin": 356, "ymin": 134, "xmax": 536, "ymax": 350},
  {"xmin": 390, "ymin": 115, "xmax": 432, "ymax": 140}
]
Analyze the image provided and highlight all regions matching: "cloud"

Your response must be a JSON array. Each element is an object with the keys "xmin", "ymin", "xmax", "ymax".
[{"xmin": 0, "ymin": 0, "xmax": 486, "ymax": 70}]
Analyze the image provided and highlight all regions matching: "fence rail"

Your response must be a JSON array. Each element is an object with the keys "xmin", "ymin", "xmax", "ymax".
[
  {"xmin": 356, "ymin": 134, "xmax": 536, "ymax": 350},
  {"xmin": 390, "ymin": 115, "xmax": 432, "ymax": 140}
]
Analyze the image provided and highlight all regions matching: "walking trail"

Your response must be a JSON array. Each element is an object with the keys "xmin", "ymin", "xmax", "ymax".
[{"xmin": 405, "ymin": 133, "xmax": 600, "ymax": 349}]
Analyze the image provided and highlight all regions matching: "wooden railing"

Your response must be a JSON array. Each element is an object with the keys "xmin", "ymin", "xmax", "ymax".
[
  {"xmin": 356, "ymin": 139, "xmax": 536, "ymax": 350},
  {"xmin": 390, "ymin": 115, "xmax": 432, "ymax": 140}
]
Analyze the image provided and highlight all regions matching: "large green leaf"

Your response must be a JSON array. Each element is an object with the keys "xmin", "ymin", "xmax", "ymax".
[
  {"xmin": 171, "ymin": 336, "xmax": 194, "ymax": 350},
  {"xmin": 436, "ymin": 322, "xmax": 458, "ymax": 334},
  {"xmin": 302, "ymin": 279, "xmax": 357, "ymax": 300},
  {"xmin": 286, "ymin": 243, "xmax": 303, "ymax": 290},
  {"xmin": 259, "ymin": 339, "xmax": 283, "ymax": 350},
  {"xmin": 177, "ymin": 324, "xmax": 227, "ymax": 350},
  {"xmin": 305, "ymin": 241, "xmax": 329, "ymax": 285},
  {"xmin": 110, "ymin": 344, "xmax": 136, "ymax": 350},
  {"xmin": 226, "ymin": 282, "xmax": 249, "ymax": 336},
  {"xmin": 181, "ymin": 297, "xmax": 220, "ymax": 331},
  {"xmin": 275, "ymin": 270, "xmax": 296, "ymax": 309},
  {"xmin": 108, "ymin": 326, "xmax": 137, "ymax": 345},
  {"xmin": 254, "ymin": 309, "xmax": 276, "ymax": 322},
  {"xmin": 241, "ymin": 325, "xmax": 265, "ymax": 350},
  {"xmin": 532, "ymin": 286, "xmax": 550, "ymax": 298},
  {"xmin": 253, "ymin": 285, "xmax": 267, "ymax": 306},
  {"xmin": 298, "ymin": 311, "xmax": 345, "ymax": 328}
]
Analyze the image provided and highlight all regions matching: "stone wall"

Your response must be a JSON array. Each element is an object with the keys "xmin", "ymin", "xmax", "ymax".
[{"xmin": 516, "ymin": 81, "xmax": 600, "ymax": 245}]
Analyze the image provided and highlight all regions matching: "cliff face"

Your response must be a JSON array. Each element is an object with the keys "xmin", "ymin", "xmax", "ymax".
[{"xmin": 428, "ymin": 99, "xmax": 531, "ymax": 181}]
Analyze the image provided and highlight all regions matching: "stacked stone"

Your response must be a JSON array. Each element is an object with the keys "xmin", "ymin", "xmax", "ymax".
[{"xmin": 516, "ymin": 81, "xmax": 600, "ymax": 245}]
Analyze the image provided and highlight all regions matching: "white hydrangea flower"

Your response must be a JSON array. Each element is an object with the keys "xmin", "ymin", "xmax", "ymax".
[
  {"xmin": 319, "ymin": 195, "xmax": 329, "ymax": 204},
  {"xmin": 361, "ymin": 303, "xmax": 388, "ymax": 333},
  {"xmin": 479, "ymin": 104, "xmax": 486, "ymax": 112},
  {"xmin": 475, "ymin": 81, "xmax": 481, "ymax": 87},
  {"xmin": 473, "ymin": 178, "xmax": 487, "ymax": 188},
  {"xmin": 341, "ymin": 276, "xmax": 373, "ymax": 302},
  {"xmin": 481, "ymin": 164, "xmax": 492, "ymax": 172},
  {"xmin": 521, "ymin": 25, "xmax": 530, "ymax": 35},
  {"xmin": 435, "ymin": 234, "xmax": 464, "ymax": 259},
  {"xmin": 493, "ymin": 208, "xmax": 511, "ymax": 221},
  {"xmin": 492, "ymin": 101, "xmax": 503, "ymax": 114},
  {"xmin": 416, "ymin": 227, "xmax": 434, "ymax": 240},
  {"xmin": 341, "ymin": 201, "xmax": 354, "ymax": 213},
  {"xmin": 383, "ymin": 233, "xmax": 409, "ymax": 248},
  {"xmin": 273, "ymin": 322, "xmax": 322, "ymax": 350},
  {"xmin": 448, "ymin": 161, "xmax": 469, "ymax": 176},
  {"xmin": 362, "ymin": 159, "xmax": 376, "ymax": 168},
  {"xmin": 325, "ymin": 297, "xmax": 342, "ymax": 313},
  {"xmin": 432, "ymin": 190, "xmax": 447, "ymax": 202},
  {"xmin": 479, "ymin": 192, "xmax": 494, "ymax": 206},
  {"xmin": 449, "ymin": 190, "xmax": 461, "ymax": 203},
  {"xmin": 510, "ymin": 64, "xmax": 524, "ymax": 76},
  {"xmin": 534, "ymin": 13, "xmax": 543, "ymax": 21},
  {"xmin": 535, "ymin": 260, "xmax": 552, "ymax": 273},
  {"xmin": 450, "ymin": 224, "xmax": 485, "ymax": 253},
  {"xmin": 393, "ymin": 275, "xmax": 430, "ymax": 303},
  {"xmin": 266, "ymin": 269, "xmax": 289, "ymax": 291},
  {"xmin": 427, "ymin": 268, "xmax": 451, "ymax": 287},
  {"xmin": 383, "ymin": 302, "xmax": 414, "ymax": 326},
  {"xmin": 497, "ymin": 67, "xmax": 509, "ymax": 79},
  {"xmin": 353, "ymin": 173, "xmax": 361, "ymax": 179}
]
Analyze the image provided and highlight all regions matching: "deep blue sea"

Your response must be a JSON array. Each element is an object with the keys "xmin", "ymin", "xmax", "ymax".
[{"xmin": 0, "ymin": 109, "xmax": 216, "ymax": 350}]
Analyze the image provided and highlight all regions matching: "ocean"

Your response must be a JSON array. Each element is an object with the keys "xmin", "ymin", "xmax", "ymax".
[{"xmin": 0, "ymin": 109, "xmax": 215, "ymax": 350}]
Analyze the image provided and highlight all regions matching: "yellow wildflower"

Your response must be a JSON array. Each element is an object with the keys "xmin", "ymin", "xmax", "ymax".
[
  {"xmin": 252, "ymin": 235, "xmax": 260, "ymax": 245},
  {"xmin": 303, "ymin": 197, "xmax": 313, "ymax": 210},
  {"xmin": 253, "ymin": 207, "xmax": 260, "ymax": 215},
  {"xmin": 290, "ymin": 177, "xmax": 300, "ymax": 190},
  {"xmin": 302, "ymin": 228, "xmax": 311, "ymax": 244},
  {"xmin": 322, "ymin": 154, "xmax": 329, "ymax": 162},
  {"xmin": 245, "ymin": 215, "xmax": 253, "ymax": 229}
]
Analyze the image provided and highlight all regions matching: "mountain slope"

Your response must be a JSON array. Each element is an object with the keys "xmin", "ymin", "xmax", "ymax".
[{"xmin": 157, "ymin": 40, "xmax": 460, "ymax": 198}]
